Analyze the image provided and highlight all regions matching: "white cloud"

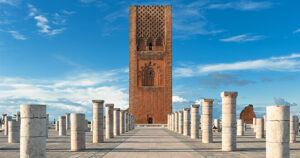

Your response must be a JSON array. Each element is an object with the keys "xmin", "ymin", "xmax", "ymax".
[
  {"xmin": 8, "ymin": 30, "xmax": 26, "ymax": 40},
  {"xmin": 0, "ymin": 0, "xmax": 19, "ymax": 6},
  {"xmin": 174, "ymin": 53, "xmax": 300, "ymax": 77},
  {"xmin": 220, "ymin": 34, "xmax": 264, "ymax": 42},
  {"xmin": 195, "ymin": 99, "xmax": 201, "ymax": 104},
  {"xmin": 0, "ymin": 68, "xmax": 129, "ymax": 118},
  {"xmin": 293, "ymin": 29, "xmax": 300, "ymax": 34},
  {"xmin": 274, "ymin": 97, "xmax": 297, "ymax": 107},
  {"xmin": 207, "ymin": 1, "xmax": 273, "ymax": 11},
  {"xmin": 172, "ymin": 96, "xmax": 188, "ymax": 102},
  {"xmin": 28, "ymin": 4, "xmax": 65, "ymax": 36}
]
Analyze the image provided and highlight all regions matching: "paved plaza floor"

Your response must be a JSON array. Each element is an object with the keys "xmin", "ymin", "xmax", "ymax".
[{"xmin": 0, "ymin": 127, "xmax": 299, "ymax": 158}]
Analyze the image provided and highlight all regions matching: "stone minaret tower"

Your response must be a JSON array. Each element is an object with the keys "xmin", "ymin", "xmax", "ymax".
[{"xmin": 129, "ymin": 5, "xmax": 172, "ymax": 124}]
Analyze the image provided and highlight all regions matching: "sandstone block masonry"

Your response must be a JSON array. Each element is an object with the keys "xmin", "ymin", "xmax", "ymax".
[{"xmin": 20, "ymin": 104, "xmax": 46, "ymax": 158}]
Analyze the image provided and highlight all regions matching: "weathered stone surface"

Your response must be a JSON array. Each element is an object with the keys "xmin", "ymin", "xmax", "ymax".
[
  {"xmin": 240, "ymin": 104, "xmax": 256, "ymax": 124},
  {"xmin": 20, "ymin": 104, "xmax": 46, "ymax": 158}
]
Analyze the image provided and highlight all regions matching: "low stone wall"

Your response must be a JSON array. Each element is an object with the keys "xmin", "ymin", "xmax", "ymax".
[{"xmin": 136, "ymin": 124, "xmax": 167, "ymax": 128}]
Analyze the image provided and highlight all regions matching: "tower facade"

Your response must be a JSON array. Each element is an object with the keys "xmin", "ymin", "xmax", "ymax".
[{"xmin": 129, "ymin": 5, "xmax": 172, "ymax": 124}]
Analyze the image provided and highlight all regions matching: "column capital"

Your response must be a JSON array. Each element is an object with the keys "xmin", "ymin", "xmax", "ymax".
[
  {"xmin": 114, "ymin": 108, "xmax": 120, "ymax": 111},
  {"xmin": 201, "ymin": 99, "xmax": 214, "ymax": 103},
  {"xmin": 92, "ymin": 100, "xmax": 104, "ymax": 103},
  {"xmin": 184, "ymin": 108, "xmax": 190, "ymax": 111},
  {"xmin": 191, "ymin": 104, "xmax": 200, "ymax": 108},
  {"xmin": 221, "ymin": 91, "xmax": 238, "ymax": 98},
  {"xmin": 105, "ymin": 104, "xmax": 114, "ymax": 107}
]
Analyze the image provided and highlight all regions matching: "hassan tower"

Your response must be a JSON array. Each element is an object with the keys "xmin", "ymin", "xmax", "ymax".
[{"xmin": 129, "ymin": 5, "xmax": 172, "ymax": 124}]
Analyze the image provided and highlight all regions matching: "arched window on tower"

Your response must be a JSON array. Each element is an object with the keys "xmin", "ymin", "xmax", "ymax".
[
  {"xmin": 149, "ymin": 42, "xmax": 152, "ymax": 51},
  {"xmin": 142, "ymin": 66, "xmax": 155, "ymax": 86},
  {"xmin": 147, "ymin": 38, "xmax": 153, "ymax": 51}
]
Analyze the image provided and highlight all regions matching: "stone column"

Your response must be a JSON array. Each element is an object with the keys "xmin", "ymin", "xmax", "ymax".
[
  {"xmin": 124, "ymin": 112, "xmax": 127, "ymax": 132},
  {"xmin": 126, "ymin": 112, "xmax": 129, "ymax": 132},
  {"xmin": 105, "ymin": 104, "xmax": 114, "ymax": 139},
  {"xmin": 264, "ymin": 115, "xmax": 267, "ymax": 131},
  {"xmin": 178, "ymin": 111, "xmax": 183, "ymax": 134},
  {"xmin": 174, "ymin": 112, "xmax": 178, "ymax": 133},
  {"xmin": 290, "ymin": 116, "xmax": 296, "ymax": 143},
  {"xmin": 171, "ymin": 113, "xmax": 175, "ymax": 131},
  {"xmin": 221, "ymin": 91, "xmax": 238, "ymax": 151},
  {"xmin": 85, "ymin": 120, "xmax": 89, "ymax": 132},
  {"xmin": 8, "ymin": 120, "xmax": 20, "ymax": 143},
  {"xmin": 214, "ymin": 119, "xmax": 220, "ymax": 132},
  {"xmin": 191, "ymin": 104, "xmax": 200, "ymax": 139},
  {"xmin": 237, "ymin": 119, "xmax": 244, "ymax": 136},
  {"xmin": 46, "ymin": 114, "xmax": 49, "ymax": 138},
  {"xmin": 256, "ymin": 118, "xmax": 264, "ymax": 138},
  {"xmin": 202, "ymin": 99, "xmax": 214, "ymax": 143},
  {"xmin": 4, "ymin": 116, "xmax": 12, "ymax": 136},
  {"xmin": 167, "ymin": 114, "xmax": 170, "ymax": 130},
  {"xmin": 132, "ymin": 115, "xmax": 135, "ymax": 129},
  {"xmin": 91, "ymin": 120, "xmax": 93, "ymax": 132},
  {"xmin": 59, "ymin": 116, "xmax": 66, "ymax": 136},
  {"xmin": 183, "ymin": 108, "xmax": 190, "ymax": 136},
  {"xmin": 120, "ymin": 110, "xmax": 125, "ymax": 134},
  {"xmin": 16, "ymin": 114, "xmax": 20, "ymax": 122},
  {"xmin": 71, "ymin": 113, "xmax": 85, "ymax": 151},
  {"xmin": 113, "ymin": 108, "xmax": 120, "ymax": 136},
  {"xmin": 66, "ymin": 113, "xmax": 70, "ymax": 131},
  {"xmin": 92, "ymin": 100, "xmax": 104, "ymax": 143},
  {"xmin": 253, "ymin": 117, "xmax": 256, "ymax": 132},
  {"xmin": 55, "ymin": 121, "xmax": 59, "ymax": 131},
  {"xmin": 296, "ymin": 116, "xmax": 299, "ymax": 135},
  {"xmin": 128, "ymin": 114, "xmax": 131, "ymax": 130},
  {"xmin": 20, "ymin": 104, "xmax": 46, "ymax": 158},
  {"xmin": 131, "ymin": 114, "xmax": 134, "ymax": 130},
  {"xmin": 266, "ymin": 105, "xmax": 290, "ymax": 158}
]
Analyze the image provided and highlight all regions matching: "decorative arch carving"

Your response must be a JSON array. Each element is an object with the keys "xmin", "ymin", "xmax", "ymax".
[{"xmin": 138, "ymin": 61, "xmax": 163, "ymax": 87}]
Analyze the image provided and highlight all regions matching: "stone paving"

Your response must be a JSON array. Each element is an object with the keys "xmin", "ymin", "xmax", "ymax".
[{"xmin": 0, "ymin": 126, "xmax": 300, "ymax": 158}]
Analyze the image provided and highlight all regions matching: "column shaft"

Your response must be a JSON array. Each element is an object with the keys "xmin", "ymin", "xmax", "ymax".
[
  {"xmin": 183, "ymin": 108, "xmax": 190, "ymax": 136},
  {"xmin": 113, "ymin": 108, "xmax": 120, "ymax": 136},
  {"xmin": 202, "ymin": 99, "xmax": 214, "ymax": 143},
  {"xmin": 66, "ymin": 113, "xmax": 70, "ymax": 131},
  {"xmin": 256, "ymin": 118, "xmax": 264, "ymax": 138},
  {"xmin": 59, "ymin": 116, "xmax": 66, "ymax": 136},
  {"xmin": 120, "ymin": 111, "xmax": 125, "ymax": 133},
  {"xmin": 105, "ymin": 104, "xmax": 114, "ymax": 139},
  {"xmin": 191, "ymin": 104, "xmax": 200, "ymax": 139},
  {"xmin": 20, "ymin": 104, "xmax": 46, "ymax": 158},
  {"xmin": 8, "ymin": 121, "xmax": 20, "ymax": 143},
  {"xmin": 237, "ymin": 119, "xmax": 244, "ymax": 136},
  {"xmin": 290, "ymin": 116, "xmax": 296, "ymax": 143},
  {"xmin": 221, "ymin": 91, "xmax": 238, "ymax": 151},
  {"xmin": 92, "ymin": 100, "xmax": 104, "ymax": 143},
  {"xmin": 266, "ymin": 105, "xmax": 290, "ymax": 158},
  {"xmin": 71, "ymin": 113, "xmax": 85, "ymax": 151},
  {"xmin": 178, "ymin": 111, "xmax": 183, "ymax": 134}
]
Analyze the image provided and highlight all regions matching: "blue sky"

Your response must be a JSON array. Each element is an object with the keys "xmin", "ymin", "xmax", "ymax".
[{"xmin": 0, "ymin": 0, "xmax": 300, "ymax": 121}]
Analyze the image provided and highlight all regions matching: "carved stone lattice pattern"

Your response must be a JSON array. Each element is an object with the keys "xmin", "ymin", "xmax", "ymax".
[{"xmin": 136, "ymin": 6, "xmax": 165, "ymax": 46}]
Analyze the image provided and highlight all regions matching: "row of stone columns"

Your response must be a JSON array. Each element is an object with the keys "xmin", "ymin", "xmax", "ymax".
[
  {"xmin": 167, "ymin": 92, "xmax": 237, "ymax": 151},
  {"xmin": 13, "ymin": 100, "xmax": 135, "ymax": 157},
  {"xmin": 168, "ymin": 99, "xmax": 215, "ymax": 144},
  {"xmin": 91, "ymin": 100, "xmax": 134, "ymax": 144}
]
